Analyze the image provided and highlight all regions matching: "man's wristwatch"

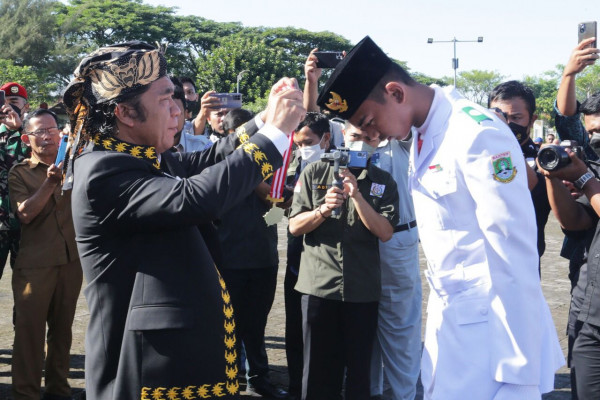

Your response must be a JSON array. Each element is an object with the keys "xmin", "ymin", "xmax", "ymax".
[{"xmin": 574, "ymin": 171, "xmax": 595, "ymax": 190}]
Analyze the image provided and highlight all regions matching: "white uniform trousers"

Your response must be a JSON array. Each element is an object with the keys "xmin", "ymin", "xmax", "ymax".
[{"xmin": 421, "ymin": 282, "xmax": 545, "ymax": 400}]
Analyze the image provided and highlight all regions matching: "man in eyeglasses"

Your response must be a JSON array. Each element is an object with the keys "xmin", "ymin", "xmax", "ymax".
[
  {"xmin": 8, "ymin": 108, "xmax": 82, "ymax": 400},
  {"xmin": 0, "ymin": 82, "xmax": 30, "ymax": 279}
]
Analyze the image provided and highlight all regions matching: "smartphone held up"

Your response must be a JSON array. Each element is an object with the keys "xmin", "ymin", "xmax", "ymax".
[
  {"xmin": 578, "ymin": 21, "xmax": 597, "ymax": 48},
  {"xmin": 314, "ymin": 51, "xmax": 344, "ymax": 69}
]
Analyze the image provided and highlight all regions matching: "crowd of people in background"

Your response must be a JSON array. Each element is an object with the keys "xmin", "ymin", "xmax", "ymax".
[{"xmin": 0, "ymin": 31, "xmax": 599, "ymax": 400}]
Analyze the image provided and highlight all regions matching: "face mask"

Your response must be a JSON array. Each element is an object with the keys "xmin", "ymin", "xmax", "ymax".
[
  {"xmin": 298, "ymin": 139, "xmax": 325, "ymax": 163},
  {"xmin": 348, "ymin": 140, "xmax": 377, "ymax": 157},
  {"xmin": 186, "ymin": 100, "xmax": 200, "ymax": 118},
  {"xmin": 508, "ymin": 122, "xmax": 528, "ymax": 143}
]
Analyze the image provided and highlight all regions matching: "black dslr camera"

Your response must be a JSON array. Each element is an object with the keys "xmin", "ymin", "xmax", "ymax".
[
  {"xmin": 537, "ymin": 140, "xmax": 585, "ymax": 171},
  {"xmin": 319, "ymin": 149, "xmax": 368, "ymax": 216}
]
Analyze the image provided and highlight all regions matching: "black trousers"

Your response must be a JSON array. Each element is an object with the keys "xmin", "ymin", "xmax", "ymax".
[
  {"xmin": 572, "ymin": 321, "xmax": 600, "ymax": 400},
  {"xmin": 220, "ymin": 266, "xmax": 278, "ymax": 385},
  {"xmin": 285, "ymin": 236, "xmax": 304, "ymax": 396},
  {"xmin": 301, "ymin": 295, "xmax": 378, "ymax": 400},
  {"xmin": 0, "ymin": 229, "xmax": 20, "ymax": 278}
]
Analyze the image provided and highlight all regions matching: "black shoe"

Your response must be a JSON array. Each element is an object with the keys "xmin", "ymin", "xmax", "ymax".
[{"xmin": 246, "ymin": 380, "xmax": 289, "ymax": 399}]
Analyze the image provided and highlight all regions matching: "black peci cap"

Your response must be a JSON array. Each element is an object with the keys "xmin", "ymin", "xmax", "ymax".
[{"xmin": 317, "ymin": 36, "xmax": 392, "ymax": 120}]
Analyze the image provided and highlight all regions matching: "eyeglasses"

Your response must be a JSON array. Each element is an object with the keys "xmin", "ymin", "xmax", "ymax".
[{"xmin": 25, "ymin": 127, "xmax": 60, "ymax": 137}]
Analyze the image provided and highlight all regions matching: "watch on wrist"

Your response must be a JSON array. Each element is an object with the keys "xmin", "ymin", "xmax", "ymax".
[{"xmin": 574, "ymin": 171, "xmax": 594, "ymax": 190}]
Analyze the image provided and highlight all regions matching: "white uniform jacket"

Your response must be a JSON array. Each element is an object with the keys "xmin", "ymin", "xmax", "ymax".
[{"xmin": 410, "ymin": 86, "xmax": 563, "ymax": 394}]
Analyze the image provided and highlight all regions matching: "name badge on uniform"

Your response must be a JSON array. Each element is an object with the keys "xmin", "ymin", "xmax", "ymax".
[
  {"xmin": 312, "ymin": 183, "xmax": 330, "ymax": 190},
  {"xmin": 370, "ymin": 183, "xmax": 385, "ymax": 198}
]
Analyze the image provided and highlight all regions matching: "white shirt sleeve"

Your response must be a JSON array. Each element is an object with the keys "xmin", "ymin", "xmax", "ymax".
[{"xmin": 258, "ymin": 124, "xmax": 290, "ymax": 156}]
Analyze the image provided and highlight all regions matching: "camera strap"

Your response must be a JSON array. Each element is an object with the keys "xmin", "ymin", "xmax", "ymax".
[{"xmin": 264, "ymin": 132, "xmax": 295, "ymax": 226}]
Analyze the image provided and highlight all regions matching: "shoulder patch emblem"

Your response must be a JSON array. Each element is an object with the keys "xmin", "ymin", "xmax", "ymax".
[
  {"xmin": 491, "ymin": 152, "xmax": 517, "ymax": 183},
  {"xmin": 461, "ymin": 106, "xmax": 492, "ymax": 125},
  {"xmin": 370, "ymin": 183, "xmax": 385, "ymax": 198}
]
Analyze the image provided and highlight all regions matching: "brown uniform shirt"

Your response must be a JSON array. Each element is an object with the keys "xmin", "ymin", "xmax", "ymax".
[{"xmin": 8, "ymin": 155, "xmax": 78, "ymax": 269}]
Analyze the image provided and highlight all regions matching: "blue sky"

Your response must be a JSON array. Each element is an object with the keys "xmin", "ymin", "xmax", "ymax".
[{"xmin": 145, "ymin": 0, "xmax": 597, "ymax": 81}]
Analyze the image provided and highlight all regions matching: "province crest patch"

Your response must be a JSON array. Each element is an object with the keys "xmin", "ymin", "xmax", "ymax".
[
  {"xmin": 491, "ymin": 152, "xmax": 517, "ymax": 183},
  {"xmin": 370, "ymin": 183, "xmax": 385, "ymax": 198}
]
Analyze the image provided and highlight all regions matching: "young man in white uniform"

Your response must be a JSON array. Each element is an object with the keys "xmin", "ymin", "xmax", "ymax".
[{"xmin": 316, "ymin": 36, "xmax": 564, "ymax": 400}]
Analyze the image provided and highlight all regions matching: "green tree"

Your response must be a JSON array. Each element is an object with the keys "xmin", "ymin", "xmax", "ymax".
[
  {"xmin": 243, "ymin": 26, "xmax": 352, "ymax": 84},
  {"xmin": 523, "ymin": 73, "xmax": 559, "ymax": 124},
  {"xmin": 456, "ymin": 70, "xmax": 504, "ymax": 106},
  {"xmin": 0, "ymin": 59, "xmax": 57, "ymax": 106},
  {"xmin": 195, "ymin": 36, "xmax": 301, "ymax": 107},
  {"xmin": 0, "ymin": 0, "xmax": 60, "ymax": 68},
  {"xmin": 58, "ymin": 0, "xmax": 176, "ymax": 49},
  {"xmin": 255, "ymin": 27, "xmax": 351, "ymax": 58},
  {"xmin": 412, "ymin": 72, "xmax": 451, "ymax": 87},
  {"xmin": 169, "ymin": 16, "xmax": 244, "ymax": 76},
  {"xmin": 575, "ymin": 64, "xmax": 600, "ymax": 100}
]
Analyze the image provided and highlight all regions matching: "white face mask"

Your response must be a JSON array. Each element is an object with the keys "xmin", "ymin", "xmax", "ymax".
[
  {"xmin": 298, "ymin": 138, "xmax": 325, "ymax": 163},
  {"xmin": 348, "ymin": 140, "xmax": 377, "ymax": 157}
]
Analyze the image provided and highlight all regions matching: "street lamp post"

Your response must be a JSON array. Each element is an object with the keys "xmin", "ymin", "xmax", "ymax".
[
  {"xmin": 236, "ymin": 70, "xmax": 249, "ymax": 94},
  {"xmin": 427, "ymin": 36, "xmax": 483, "ymax": 87}
]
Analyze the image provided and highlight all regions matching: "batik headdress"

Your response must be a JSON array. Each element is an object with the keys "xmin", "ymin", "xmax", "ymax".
[{"xmin": 62, "ymin": 41, "xmax": 168, "ymax": 189}]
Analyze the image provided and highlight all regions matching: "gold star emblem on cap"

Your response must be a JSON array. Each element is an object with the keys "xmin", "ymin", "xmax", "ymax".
[{"xmin": 325, "ymin": 91, "xmax": 348, "ymax": 113}]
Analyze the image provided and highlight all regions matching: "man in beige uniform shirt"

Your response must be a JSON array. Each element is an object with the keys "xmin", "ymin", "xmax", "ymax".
[{"xmin": 8, "ymin": 109, "xmax": 82, "ymax": 400}]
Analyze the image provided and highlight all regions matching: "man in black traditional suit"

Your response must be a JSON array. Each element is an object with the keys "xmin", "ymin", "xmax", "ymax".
[{"xmin": 62, "ymin": 41, "xmax": 305, "ymax": 400}]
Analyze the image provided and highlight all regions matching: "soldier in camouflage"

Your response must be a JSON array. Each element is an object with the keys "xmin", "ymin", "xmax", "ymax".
[{"xmin": 0, "ymin": 82, "xmax": 30, "ymax": 278}]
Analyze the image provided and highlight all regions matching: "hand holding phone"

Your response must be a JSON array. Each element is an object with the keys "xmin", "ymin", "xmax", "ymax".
[
  {"xmin": 212, "ymin": 93, "xmax": 242, "ymax": 109},
  {"xmin": 578, "ymin": 21, "xmax": 597, "ymax": 48},
  {"xmin": 314, "ymin": 51, "xmax": 344, "ymax": 68},
  {"xmin": 55, "ymin": 135, "xmax": 69, "ymax": 166}
]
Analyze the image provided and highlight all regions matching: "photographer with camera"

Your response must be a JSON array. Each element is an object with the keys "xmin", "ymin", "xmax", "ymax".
[
  {"xmin": 303, "ymin": 49, "xmax": 346, "ymax": 148},
  {"xmin": 549, "ymin": 35, "xmax": 600, "ymax": 400},
  {"xmin": 193, "ymin": 90, "xmax": 237, "ymax": 142},
  {"xmin": 538, "ymin": 147, "xmax": 600, "ymax": 399},
  {"xmin": 283, "ymin": 112, "xmax": 332, "ymax": 399},
  {"xmin": 288, "ymin": 123, "xmax": 398, "ymax": 400},
  {"xmin": 555, "ymin": 37, "xmax": 600, "ymax": 162}
]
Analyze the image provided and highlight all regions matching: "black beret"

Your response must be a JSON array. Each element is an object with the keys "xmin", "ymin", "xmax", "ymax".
[{"xmin": 317, "ymin": 36, "xmax": 392, "ymax": 120}]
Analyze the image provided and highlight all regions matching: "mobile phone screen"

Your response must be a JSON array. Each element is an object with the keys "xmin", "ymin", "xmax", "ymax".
[{"xmin": 55, "ymin": 135, "xmax": 68, "ymax": 166}]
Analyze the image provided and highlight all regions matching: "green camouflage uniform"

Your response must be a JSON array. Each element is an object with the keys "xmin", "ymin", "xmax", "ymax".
[{"xmin": 0, "ymin": 124, "xmax": 30, "ymax": 276}]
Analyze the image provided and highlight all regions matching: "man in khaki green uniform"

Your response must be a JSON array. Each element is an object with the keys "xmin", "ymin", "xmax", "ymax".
[{"xmin": 288, "ymin": 124, "xmax": 398, "ymax": 400}]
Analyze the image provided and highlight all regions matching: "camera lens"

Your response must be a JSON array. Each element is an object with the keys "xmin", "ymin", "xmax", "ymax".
[
  {"xmin": 538, "ymin": 145, "xmax": 571, "ymax": 171},
  {"xmin": 580, "ymin": 24, "xmax": 586, "ymax": 33}
]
